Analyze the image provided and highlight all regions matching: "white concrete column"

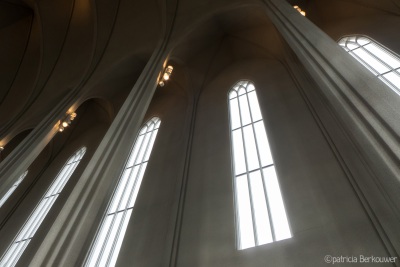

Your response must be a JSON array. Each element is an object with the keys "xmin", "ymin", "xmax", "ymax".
[
  {"xmin": 262, "ymin": 0, "xmax": 400, "ymax": 256},
  {"xmin": 25, "ymin": 38, "xmax": 170, "ymax": 266}
]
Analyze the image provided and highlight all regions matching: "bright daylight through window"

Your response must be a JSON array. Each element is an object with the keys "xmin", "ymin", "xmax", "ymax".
[
  {"xmin": 339, "ymin": 36, "xmax": 400, "ymax": 95},
  {"xmin": 85, "ymin": 117, "xmax": 160, "ymax": 267},
  {"xmin": 0, "ymin": 147, "xmax": 86, "ymax": 267},
  {"xmin": 0, "ymin": 171, "xmax": 28, "ymax": 208},
  {"xmin": 228, "ymin": 80, "xmax": 291, "ymax": 250}
]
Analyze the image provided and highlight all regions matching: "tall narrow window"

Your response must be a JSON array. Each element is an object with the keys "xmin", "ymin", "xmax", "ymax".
[
  {"xmin": 228, "ymin": 81, "xmax": 291, "ymax": 250},
  {"xmin": 0, "ymin": 171, "xmax": 28, "ymax": 208},
  {"xmin": 339, "ymin": 36, "xmax": 400, "ymax": 95},
  {"xmin": 0, "ymin": 147, "xmax": 86, "ymax": 267},
  {"xmin": 85, "ymin": 117, "xmax": 161, "ymax": 267}
]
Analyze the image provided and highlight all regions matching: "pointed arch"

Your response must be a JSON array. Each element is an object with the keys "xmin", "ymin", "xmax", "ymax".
[
  {"xmin": 85, "ymin": 117, "xmax": 161, "ymax": 267},
  {"xmin": 228, "ymin": 80, "xmax": 291, "ymax": 250},
  {"xmin": 339, "ymin": 35, "xmax": 400, "ymax": 95}
]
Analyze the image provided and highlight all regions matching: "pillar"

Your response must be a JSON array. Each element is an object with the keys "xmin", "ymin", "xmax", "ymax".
[
  {"xmin": 262, "ymin": 0, "xmax": 400, "ymax": 256},
  {"xmin": 0, "ymin": 88, "xmax": 80, "ymax": 204}
]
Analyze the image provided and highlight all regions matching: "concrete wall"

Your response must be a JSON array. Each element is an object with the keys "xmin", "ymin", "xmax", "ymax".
[
  {"xmin": 0, "ymin": 0, "xmax": 399, "ymax": 266},
  {"xmin": 0, "ymin": 99, "xmax": 111, "ymax": 265},
  {"xmin": 108, "ymin": 58, "xmax": 391, "ymax": 266}
]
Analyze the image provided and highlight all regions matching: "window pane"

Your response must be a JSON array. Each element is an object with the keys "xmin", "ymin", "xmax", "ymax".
[
  {"xmin": 229, "ymin": 98, "xmax": 241, "ymax": 129},
  {"xmin": 357, "ymin": 37, "xmax": 370, "ymax": 46},
  {"xmin": 0, "ymin": 147, "xmax": 86, "ymax": 267},
  {"xmin": 86, "ymin": 216, "xmax": 113, "ymax": 267},
  {"xmin": 346, "ymin": 42, "xmax": 359, "ymax": 50},
  {"xmin": 228, "ymin": 81, "xmax": 291, "ymax": 250},
  {"xmin": 108, "ymin": 209, "xmax": 133, "ymax": 267},
  {"xmin": 85, "ymin": 118, "xmax": 160, "ymax": 267},
  {"xmin": 339, "ymin": 35, "xmax": 400, "ymax": 95},
  {"xmin": 127, "ymin": 163, "xmax": 147, "ymax": 208},
  {"xmin": 108, "ymin": 169, "xmax": 133, "ymax": 213},
  {"xmin": 126, "ymin": 135, "xmax": 144, "ymax": 167},
  {"xmin": 254, "ymin": 121, "xmax": 273, "ymax": 167},
  {"xmin": 365, "ymin": 43, "xmax": 400, "ymax": 69},
  {"xmin": 232, "ymin": 129, "xmax": 246, "ymax": 175},
  {"xmin": 263, "ymin": 166, "xmax": 291, "ymax": 241},
  {"xmin": 382, "ymin": 72, "xmax": 400, "ymax": 90},
  {"xmin": 238, "ymin": 87, "xmax": 246, "ymax": 96},
  {"xmin": 144, "ymin": 129, "xmax": 159, "ymax": 161},
  {"xmin": 236, "ymin": 174, "xmax": 255, "ymax": 250},
  {"xmin": 135, "ymin": 132, "xmax": 151, "ymax": 164},
  {"xmin": 238, "ymin": 95, "xmax": 251, "ymax": 125},
  {"xmin": 116, "ymin": 167, "xmax": 139, "ymax": 212},
  {"xmin": 98, "ymin": 212, "xmax": 124, "ymax": 266},
  {"xmin": 352, "ymin": 48, "xmax": 390, "ymax": 74},
  {"xmin": 243, "ymin": 125, "xmax": 260, "ymax": 171},
  {"xmin": 380, "ymin": 77, "xmax": 400, "ymax": 95},
  {"xmin": 229, "ymin": 90, "xmax": 237, "ymax": 99},
  {"xmin": 247, "ymin": 91, "xmax": 262, "ymax": 121},
  {"xmin": 247, "ymin": 83, "xmax": 255, "ymax": 92},
  {"xmin": 249, "ymin": 171, "xmax": 273, "ymax": 245},
  {"xmin": 0, "ymin": 171, "xmax": 28, "ymax": 208}
]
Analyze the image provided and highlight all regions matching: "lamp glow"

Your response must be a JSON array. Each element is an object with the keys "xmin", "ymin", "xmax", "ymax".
[
  {"xmin": 58, "ymin": 111, "xmax": 77, "ymax": 133},
  {"xmin": 293, "ymin": 5, "xmax": 306, "ymax": 16},
  {"xmin": 159, "ymin": 65, "xmax": 173, "ymax": 87}
]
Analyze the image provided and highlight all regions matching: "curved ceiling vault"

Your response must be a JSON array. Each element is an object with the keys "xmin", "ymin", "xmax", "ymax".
[
  {"xmin": 3, "ymin": 0, "xmax": 399, "ymax": 145},
  {"xmin": 167, "ymin": 2, "xmax": 288, "ymax": 97},
  {"xmin": 0, "ymin": 0, "xmax": 162, "ymax": 141}
]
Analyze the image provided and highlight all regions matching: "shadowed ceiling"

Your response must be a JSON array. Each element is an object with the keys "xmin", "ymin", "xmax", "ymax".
[{"xmin": 1, "ymin": 0, "xmax": 399, "ymax": 146}]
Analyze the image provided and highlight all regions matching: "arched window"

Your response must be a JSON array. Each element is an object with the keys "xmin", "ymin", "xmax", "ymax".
[
  {"xmin": 0, "ymin": 171, "xmax": 28, "ymax": 208},
  {"xmin": 339, "ymin": 36, "xmax": 400, "ymax": 95},
  {"xmin": 85, "ymin": 117, "xmax": 161, "ymax": 267},
  {"xmin": 0, "ymin": 147, "xmax": 86, "ymax": 267},
  {"xmin": 228, "ymin": 81, "xmax": 291, "ymax": 250}
]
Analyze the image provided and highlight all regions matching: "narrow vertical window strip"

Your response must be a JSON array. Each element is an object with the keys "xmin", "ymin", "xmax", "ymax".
[
  {"xmin": 244, "ymin": 86, "xmax": 275, "ymax": 242},
  {"xmin": 339, "ymin": 35, "xmax": 400, "ymax": 95},
  {"xmin": 0, "ymin": 147, "xmax": 86, "ymax": 267},
  {"xmin": 0, "ymin": 171, "xmax": 28, "ymax": 208},
  {"xmin": 85, "ymin": 118, "xmax": 160, "ymax": 267},
  {"xmin": 229, "ymin": 81, "xmax": 291, "ymax": 250},
  {"xmin": 235, "ymin": 89, "xmax": 260, "ymax": 246},
  {"xmin": 244, "ymin": 89, "xmax": 276, "ymax": 242}
]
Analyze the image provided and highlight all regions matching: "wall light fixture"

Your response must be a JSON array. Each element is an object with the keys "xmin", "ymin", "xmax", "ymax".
[
  {"xmin": 293, "ymin": 5, "xmax": 306, "ymax": 16},
  {"xmin": 159, "ymin": 65, "xmax": 173, "ymax": 87},
  {"xmin": 58, "ymin": 112, "xmax": 77, "ymax": 132}
]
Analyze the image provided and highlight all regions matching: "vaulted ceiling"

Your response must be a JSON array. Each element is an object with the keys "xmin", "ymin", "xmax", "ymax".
[{"xmin": 1, "ymin": 0, "xmax": 399, "ymax": 145}]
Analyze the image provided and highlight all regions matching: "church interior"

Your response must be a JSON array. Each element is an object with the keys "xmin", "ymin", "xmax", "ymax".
[{"xmin": 0, "ymin": 0, "xmax": 400, "ymax": 266}]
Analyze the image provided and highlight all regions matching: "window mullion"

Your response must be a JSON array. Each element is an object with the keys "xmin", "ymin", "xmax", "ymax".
[
  {"xmin": 244, "ymin": 88, "xmax": 276, "ymax": 242},
  {"xmin": 105, "ymin": 127, "xmax": 156, "ymax": 266},
  {"xmin": 18, "ymin": 198, "xmax": 53, "ymax": 241},
  {"xmin": 0, "ymin": 148, "xmax": 86, "ymax": 267},
  {"xmin": 360, "ymin": 46, "xmax": 395, "ymax": 75},
  {"xmin": 52, "ymin": 161, "xmax": 79, "ymax": 196},
  {"xmin": 229, "ymin": 82, "xmax": 292, "ymax": 250},
  {"xmin": 347, "ymin": 49, "xmax": 379, "ymax": 75},
  {"xmin": 236, "ymin": 91, "xmax": 259, "ymax": 246},
  {"xmin": 95, "ymin": 165, "xmax": 137, "ymax": 267},
  {"xmin": 85, "ymin": 119, "xmax": 160, "ymax": 267}
]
